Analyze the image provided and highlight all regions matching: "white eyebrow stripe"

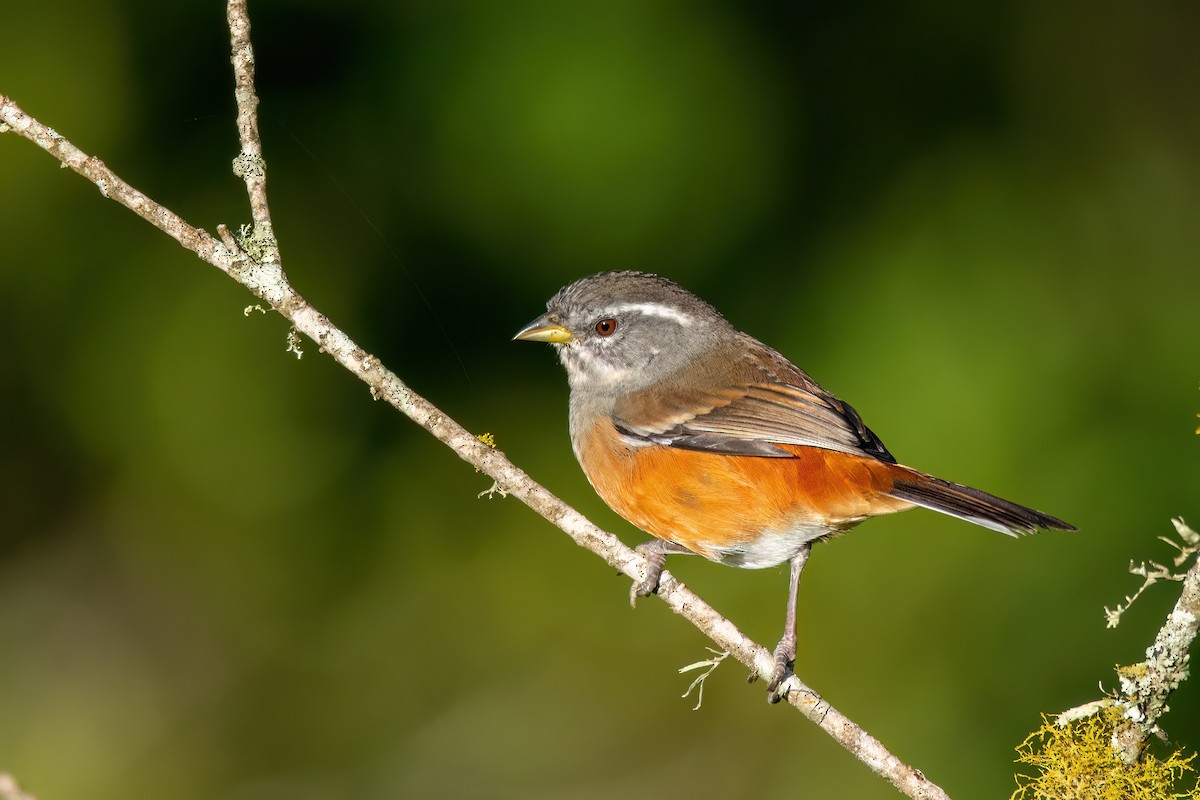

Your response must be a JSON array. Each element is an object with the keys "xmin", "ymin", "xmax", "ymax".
[{"xmin": 607, "ymin": 302, "xmax": 694, "ymax": 326}]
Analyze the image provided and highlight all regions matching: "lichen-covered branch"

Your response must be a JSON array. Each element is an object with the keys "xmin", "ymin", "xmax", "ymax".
[
  {"xmin": 226, "ymin": 0, "xmax": 278, "ymax": 266},
  {"xmin": 1013, "ymin": 709, "xmax": 1198, "ymax": 800},
  {"xmin": 0, "ymin": 98, "xmax": 234, "ymax": 271},
  {"xmin": 1019, "ymin": 520, "xmax": 1200, "ymax": 797},
  {"xmin": 1110, "ymin": 520, "xmax": 1200, "ymax": 763}
]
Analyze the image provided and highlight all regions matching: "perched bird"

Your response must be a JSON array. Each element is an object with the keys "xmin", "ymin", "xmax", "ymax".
[{"xmin": 514, "ymin": 271, "xmax": 1074, "ymax": 699}]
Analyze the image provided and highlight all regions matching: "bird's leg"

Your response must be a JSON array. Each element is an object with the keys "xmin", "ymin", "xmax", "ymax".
[
  {"xmin": 767, "ymin": 543, "xmax": 811, "ymax": 702},
  {"xmin": 630, "ymin": 539, "xmax": 693, "ymax": 606}
]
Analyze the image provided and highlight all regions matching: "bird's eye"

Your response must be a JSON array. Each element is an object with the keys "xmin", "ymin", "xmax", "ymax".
[{"xmin": 594, "ymin": 318, "xmax": 618, "ymax": 336}]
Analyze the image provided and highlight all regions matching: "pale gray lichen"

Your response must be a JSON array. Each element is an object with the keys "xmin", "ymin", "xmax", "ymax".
[{"xmin": 231, "ymin": 152, "xmax": 265, "ymax": 180}]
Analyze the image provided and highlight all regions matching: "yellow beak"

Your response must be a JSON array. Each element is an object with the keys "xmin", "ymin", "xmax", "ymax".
[{"xmin": 513, "ymin": 317, "xmax": 573, "ymax": 344}]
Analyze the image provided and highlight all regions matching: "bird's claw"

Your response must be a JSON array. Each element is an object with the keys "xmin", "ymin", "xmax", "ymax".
[
  {"xmin": 629, "ymin": 543, "xmax": 666, "ymax": 607},
  {"xmin": 766, "ymin": 641, "xmax": 794, "ymax": 703}
]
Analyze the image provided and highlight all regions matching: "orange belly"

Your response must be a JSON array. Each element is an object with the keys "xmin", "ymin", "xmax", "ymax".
[{"xmin": 576, "ymin": 417, "xmax": 913, "ymax": 568}]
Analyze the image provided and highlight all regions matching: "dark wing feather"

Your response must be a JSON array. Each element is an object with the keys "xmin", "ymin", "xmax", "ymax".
[{"xmin": 611, "ymin": 337, "xmax": 896, "ymax": 463}]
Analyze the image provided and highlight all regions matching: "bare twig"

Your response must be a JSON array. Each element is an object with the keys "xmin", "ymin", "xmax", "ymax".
[
  {"xmin": 0, "ymin": 99, "xmax": 234, "ymax": 271},
  {"xmin": 0, "ymin": 4, "xmax": 957, "ymax": 797},
  {"xmin": 1104, "ymin": 519, "xmax": 1199, "ymax": 628},
  {"xmin": 1104, "ymin": 560, "xmax": 1181, "ymax": 629}
]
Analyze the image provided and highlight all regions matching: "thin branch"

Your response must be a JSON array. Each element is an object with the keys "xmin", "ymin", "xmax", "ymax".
[
  {"xmin": 0, "ymin": 5, "xmax": 955, "ymax": 796},
  {"xmin": 1104, "ymin": 518, "xmax": 1199, "ymax": 628},
  {"xmin": 226, "ymin": 0, "xmax": 278, "ymax": 265},
  {"xmin": 0, "ymin": 100, "xmax": 233, "ymax": 271}
]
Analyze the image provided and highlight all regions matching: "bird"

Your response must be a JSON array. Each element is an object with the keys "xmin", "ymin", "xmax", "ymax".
[{"xmin": 514, "ymin": 270, "xmax": 1074, "ymax": 700}]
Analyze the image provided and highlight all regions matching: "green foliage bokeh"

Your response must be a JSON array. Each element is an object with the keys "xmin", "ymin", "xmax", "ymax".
[{"xmin": 2, "ymin": 2, "xmax": 1198, "ymax": 798}]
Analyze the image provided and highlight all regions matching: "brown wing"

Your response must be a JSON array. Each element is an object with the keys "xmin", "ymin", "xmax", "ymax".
[
  {"xmin": 611, "ymin": 335, "xmax": 896, "ymax": 463},
  {"xmin": 605, "ymin": 335, "xmax": 1075, "ymax": 537}
]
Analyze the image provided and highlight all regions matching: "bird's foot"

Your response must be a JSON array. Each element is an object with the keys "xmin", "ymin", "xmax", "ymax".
[
  {"xmin": 629, "ymin": 542, "xmax": 668, "ymax": 606},
  {"xmin": 765, "ymin": 635, "xmax": 796, "ymax": 704}
]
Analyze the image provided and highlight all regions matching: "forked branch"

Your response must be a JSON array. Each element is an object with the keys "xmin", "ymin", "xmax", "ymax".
[{"xmin": 0, "ymin": 3, "xmax": 952, "ymax": 797}]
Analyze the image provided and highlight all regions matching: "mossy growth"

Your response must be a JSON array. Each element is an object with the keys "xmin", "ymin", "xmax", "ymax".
[{"xmin": 1012, "ymin": 707, "xmax": 1200, "ymax": 799}]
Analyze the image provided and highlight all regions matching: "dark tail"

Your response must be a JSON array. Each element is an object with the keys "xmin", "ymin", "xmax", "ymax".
[{"xmin": 889, "ymin": 469, "xmax": 1075, "ymax": 537}]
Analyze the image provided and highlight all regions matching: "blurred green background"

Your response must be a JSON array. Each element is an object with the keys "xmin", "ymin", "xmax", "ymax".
[{"xmin": 2, "ymin": 1, "xmax": 1199, "ymax": 798}]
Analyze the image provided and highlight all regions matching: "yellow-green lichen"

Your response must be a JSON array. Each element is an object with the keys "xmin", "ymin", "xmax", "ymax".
[{"xmin": 1012, "ymin": 708, "xmax": 1200, "ymax": 800}]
